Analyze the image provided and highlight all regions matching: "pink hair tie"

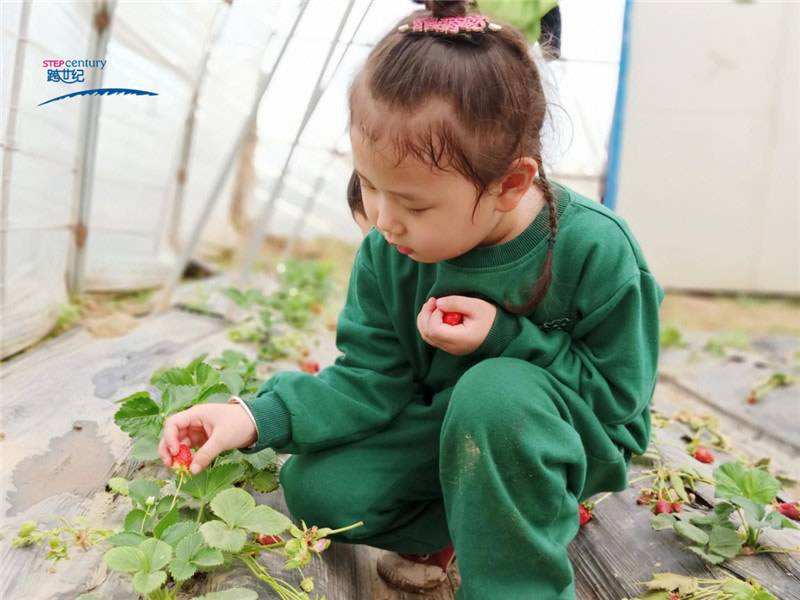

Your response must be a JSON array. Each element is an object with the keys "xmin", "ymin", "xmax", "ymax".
[{"xmin": 398, "ymin": 14, "xmax": 502, "ymax": 44}]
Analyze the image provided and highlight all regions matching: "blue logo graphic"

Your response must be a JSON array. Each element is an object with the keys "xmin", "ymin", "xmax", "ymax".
[{"xmin": 38, "ymin": 88, "xmax": 158, "ymax": 107}]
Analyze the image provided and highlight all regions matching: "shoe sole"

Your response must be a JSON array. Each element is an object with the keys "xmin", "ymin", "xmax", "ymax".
[{"xmin": 376, "ymin": 560, "xmax": 447, "ymax": 593}]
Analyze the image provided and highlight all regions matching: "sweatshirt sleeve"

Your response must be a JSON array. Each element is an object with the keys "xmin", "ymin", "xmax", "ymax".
[
  {"xmin": 475, "ymin": 269, "xmax": 663, "ymax": 454},
  {"xmin": 241, "ymin": 246, "xmax": 415, "ymax": 455}
]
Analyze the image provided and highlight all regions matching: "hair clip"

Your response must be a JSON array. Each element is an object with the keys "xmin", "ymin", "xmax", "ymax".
[{"xmin": 398, "ymin": 15, "xmax": 502, "ymax": 44}]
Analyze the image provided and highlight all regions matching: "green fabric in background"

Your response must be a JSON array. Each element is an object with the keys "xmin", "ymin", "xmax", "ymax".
[{"xmin": 478, "ymin": 0, "xmax": 559, "ymax": 44}]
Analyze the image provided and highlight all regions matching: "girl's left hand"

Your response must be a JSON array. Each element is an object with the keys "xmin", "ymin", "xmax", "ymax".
[{"xmin": 416, "ymin": 295, "xmax": 497, "ymax": 355}]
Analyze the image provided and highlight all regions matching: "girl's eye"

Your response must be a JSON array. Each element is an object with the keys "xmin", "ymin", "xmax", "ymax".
[{"xmin": 405, "ymin": 207, "xmax": 426, "ymax": 215}]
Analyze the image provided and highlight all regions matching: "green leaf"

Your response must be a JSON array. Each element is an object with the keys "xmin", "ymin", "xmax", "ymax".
[
  {"xmin": 175, "ymin": 532, "xmax": 205, "ymax": 560},
  {"xmin": 168, "ymin": 557, "xmax": 196, "ymax": 581},
  {"xmin": 707, "ymin": 525, "xmax": 743, "ymax": 558},
  {"xmin": 238, "ymin": 505, "xmax": 292, "ymax": 535},
  {"xmin": 129, "ymin": 480, "xmax": 161, "ymax": 509},
  {"xmin": 132, "ymin": 570, "xmax": 167, "ymax": 595},
  {"xmin": 130, "ymin": 436, "xmax": 160, "ymax": 461},
  {"xmin": 722, "ymin": 580, "xmax": 754, "ymax": 595},
  {"xmin": 210, "ymin": 488, "xmax": 254, "ymax": 527},
  {"xmin": 106, "ymin": 531, "xmax": 146, "ymax": 547},
  {"xmin": 674, "ymin": 521, "xmax": 710, "ymax": 545},
  {"xmin": 193, "ymin": 546, "xmax": 224, "ymax": 567},
  {"xmin": 199, "ymin": 520, "xmax": 247, "ymax": 553},
  {"xmin": 154, "ymin": 507, "xmax": 180, "ymax": 539},
  {"xmin": 107, "ymin": 477, "xmax": 130, "ymax": 496},
  {"xmin": 104, "ymin": 546, "xmax": 146, "ymax": 573},
  {"xmin": 195, "ymin": 589, "xmax": 258, "ymax": 600},
  {"xmin": 221, "ymin": 372, "xmax": 244, "ymax": 396},
  {"xmin": 240, "ymin": 447, "xmax": 276, "ymax": 470},
  {"xmin": 162, "ymin": 385, "xmax": 199, "ymax": 414},
  {"xmin": 151, "ymin": 367, "xmax": 194, "ymax": 390},
  {"xmin": 670, "ymin": 472, "xmax": 690, "ymax": 504},
  {"xmin": 195, "ymin": 363, "xmax": 220, "ymax": 386},
  {"xmin": 196, "ymin": 382, "xmax": 229, "ymax": 405},
  {"xmin": 114, "ymin": 393, "xmax": 163, "ymax": 439},
  {"xmin": 186, "ymin": 353, "xmax": 210, "ymax": 374},
  {"xmin": 714, "ymin": 461, "xmax": 780, "ymax": 504},
  {"xmin": 733, "ymin": 496, "xmax": 767, "ymax": 527},
  {"xmin": 160, "ymin": 522, "xmax": 198, "ymax": 548},
  {"xmin": 651, "ymin": 513, "xmax": 677, "ymax": 531},
  {"xmin": 124, "ymin": 509, "xmax": 154, "ymax": 533},
  {"xmin": 687, "ymin": 546, "xmax": 726, "ymax": 564},
  {"xmin": 248, "ymin": 470, "xmax": 279, "ymax": 493},
  {"xmin": 641, "ymin": 573, "xmax": 698, "ymax": 595},
  {"xmin": 181, "ymin": 463, "xmax": 245, "ymax": 504},
  {"xmin": 139, "ymin": 538, "xmax": 172, "ymax": 572},
  {"xmin": 753, "ymin": 592, "xmax": 777, "ymax": 600}
]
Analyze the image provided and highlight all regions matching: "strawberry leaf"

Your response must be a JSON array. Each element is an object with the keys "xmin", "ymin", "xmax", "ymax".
[
  {"xmin": 714, "ymin": 462, "xmax": 780, "ymax": 505},
  {"xmin": 159, "ymin": 522, "xmax": 198, "ymax": 548},
  {"xmin": 674, "ymin": 521, "xmax": 709, "ymax": 545},
  {"xmin": 130, "ymin": 436, "xmax": 160, "ymax": 461},
  {"xmin": 132, "ymin": 571, "xmax": 167, "ymax": 595},
  {"xmin": 139, "ymin": 538, "xmax": 172, "ymax": 572},
  {"xmin": 153, "ymin": 507, "xmax": 180, "ymax": 539},
  {"xmin": 707, "ymin": 525, "xmax": 742, "ymax": 558},
  {"xmin": 104, "ymin": 546, "xmax": 146, "ymax": 573},
  {"xmin": 220, "ymin": 372, "xmax": 244, "ymax": 396},
  {"xmin": 114, "ymin": 393, "xmax": 163, "ymax": 440},
  {"xmin": 199, "ymin": 520, "xmax": 247, "ymax": 553},
  {"xmin": 162, "ymin": 385, "xmax": 199, "ymax": 415},
  {"xmin": 106, "ymin": 532, "xmax": 146, "ymax": 547},
  {"xmin": 128, "ymin": 480, "xmax": 161, "ymax": 509},
  {"xmin": 181, "ymin": 463, "xmax": 245, "ymax": 504},
  {"xmin": 151, "ymin": 367, "xmax": 194, "ymax": 391}
]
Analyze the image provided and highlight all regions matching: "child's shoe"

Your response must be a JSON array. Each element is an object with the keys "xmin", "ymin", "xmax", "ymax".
[{"xmin": 376, "ymin": 542, "xmax": 456, "ymax": 592}]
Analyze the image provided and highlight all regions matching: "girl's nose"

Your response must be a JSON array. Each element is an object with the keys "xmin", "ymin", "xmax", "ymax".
[{"xmin": 375, "ymin": 198, "xmax": 404, "ymax": 237}]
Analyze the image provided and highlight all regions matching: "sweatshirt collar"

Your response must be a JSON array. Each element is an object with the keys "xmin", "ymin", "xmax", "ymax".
[{"xmin": 445, "ymin": 181, "xmax": 571, "ymax": 269}]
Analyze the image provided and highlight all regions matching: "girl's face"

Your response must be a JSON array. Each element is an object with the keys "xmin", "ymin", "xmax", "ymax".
[{"xmin": 350, "ymin": 125, "xmax": 511, "ymax": 264}]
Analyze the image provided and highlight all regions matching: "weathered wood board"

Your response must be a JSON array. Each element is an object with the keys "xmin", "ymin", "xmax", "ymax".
[{"xmin": 2, "ymin": 313, "xmax": 799, "ymax": 599}]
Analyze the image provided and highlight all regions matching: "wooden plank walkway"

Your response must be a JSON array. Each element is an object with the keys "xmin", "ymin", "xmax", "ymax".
[{"xmin": 2, "ymin": 308, "xmax": 798, "ymax": 599}]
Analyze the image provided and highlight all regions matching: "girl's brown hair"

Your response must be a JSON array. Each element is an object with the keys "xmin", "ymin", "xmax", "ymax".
[{"xmin": 349, "ymin": 0, "xmax": 557, "ymax": 314}]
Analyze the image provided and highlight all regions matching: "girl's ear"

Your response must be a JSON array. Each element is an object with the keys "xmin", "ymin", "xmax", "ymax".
[{"xmin": 494, "ymin": 157, "xmax": 538, "ymax": 213}]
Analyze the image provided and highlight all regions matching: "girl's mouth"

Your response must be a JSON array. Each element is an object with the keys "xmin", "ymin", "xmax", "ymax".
[{"xmin": 391, "ymin": 244, "xmax": 413, "ymax": 255}]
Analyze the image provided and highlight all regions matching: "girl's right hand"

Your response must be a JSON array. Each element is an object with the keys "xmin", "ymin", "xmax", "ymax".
[{"xmin": 158, "ymin": 403, "xmax": 258, "ymax": 474}]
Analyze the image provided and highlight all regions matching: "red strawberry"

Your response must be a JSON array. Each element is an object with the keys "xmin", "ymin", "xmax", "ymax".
[
  {"xmin": 693, "ymin": 447, "xmax": 715, "ymax": 463},
  {"xmin": 654, "ymin": 499, "xmax": 673, "ymax": 514},
  {"xmin": 671, "ymin": 502, "xmax": 682, "ymax": 513},
  {"xmin": 300, "ymin": 360, "xmax": 320, "ymax": 374},
  {"xmin": 257, "ymin": 534, "xmax": 284, "ymax": 545},
  {"xmin": 171, "ymin": 444, "xmax": 193, "ymax": 471},
  {"xmin": 442, "ymin": 312, "xmax": 464, "ymax": 326},
  {"xmin": 670, "ymin": 596, "xmax": 679, "ymax": 600},
  {"xmin": 578, "ymin": 504, "xmax": 593, "ymax": 526},
  {"xmin": 776, "ymin": 501, "xmax": 800, "ymax": 521}
]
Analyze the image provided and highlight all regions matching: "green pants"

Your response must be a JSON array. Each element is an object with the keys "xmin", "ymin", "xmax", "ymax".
[{"xmin": 280, "ymin": 358, "xmax": 634, "ymax": 599}]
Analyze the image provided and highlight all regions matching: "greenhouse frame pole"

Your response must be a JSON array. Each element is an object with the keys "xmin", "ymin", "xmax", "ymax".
[
  {"xmin": 238, "ymin": 0, "xmax": 357, "ymax": 285},
  {"xmin": 1, "ymin": 0, "xmax": 32, "ymax": 315},
  {"xmin": 163, "ymin": 0, "xmax": 232, "ymax": 254},
  {"xmin": 281, "ymin": 0, "xmax": 373, "ymax": 260},
  {"xmin": 155, "ymin": 0, "xmax": 309, "ymax": 311},
  {"xmin": 67, "ymin": 0, "xmax": 117, "ymax": 295}
]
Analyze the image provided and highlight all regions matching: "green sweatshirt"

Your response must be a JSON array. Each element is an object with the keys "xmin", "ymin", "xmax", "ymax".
[{"xmin": 243, "ymin": 182, "xmax": 663, "ymax": 457}]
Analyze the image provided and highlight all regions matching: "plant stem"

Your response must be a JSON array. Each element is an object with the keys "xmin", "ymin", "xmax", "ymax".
[
  {"xmin": 196, "ymin": 503, "xmax": 205, "ymax": 523},
  {"xmin": 323, "ymin": 520, "xmax": 364, "ymax": 536},
  {"xmin": 167, "ymin": 472, "xmax": 186, "ymax": 514}
]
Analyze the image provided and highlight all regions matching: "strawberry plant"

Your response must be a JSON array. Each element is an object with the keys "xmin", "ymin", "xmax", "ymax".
[
  {"xmin": 622, "ymin": 572, "xmax": 777, "ymax": 600},
  {"xmin": 650, "ymin": 461, "xmax": 798, "ymax": 563},
  {"xmin": 674, "ymin": 411, "xmax": 733, "ymax": 456},
  {"xmin": 630, "ymin": 466, "xmax": 711, "ymax": 514},
  {"xmin": 746, "ymin": 372, "xmax": 795, "ymax": 404},
  {"xmin": 660, "ymin": 323, "xmax": 687, "ymax": 349}
]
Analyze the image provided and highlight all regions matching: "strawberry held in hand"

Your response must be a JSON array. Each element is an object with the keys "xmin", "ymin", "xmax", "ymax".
[
  {"xmin": 441, "ymin": 311, "xmax": 464, "ymax": 326},
  {"xmin": 171, "ymin": 444, "xmax": 193, "ymax": 474},
  {"xmin": 693, "ymin": 447, "xmax": 715, "ymax": 463}
]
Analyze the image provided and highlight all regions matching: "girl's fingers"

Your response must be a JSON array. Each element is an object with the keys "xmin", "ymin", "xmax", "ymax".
[
  {"xmin": 158, "ymin": 437, "xmax": 173, "ymax": 468},
  {"xmin": 162, "ymin": 407, "xmax": 202, "ymax": 455},
  {"xmin": 435, "ymin": 295, "xmax": 476, "ymax": 316},
  {"xmin": 191, "ymin": 433, "xmax": 226, "ymax": 474}
]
